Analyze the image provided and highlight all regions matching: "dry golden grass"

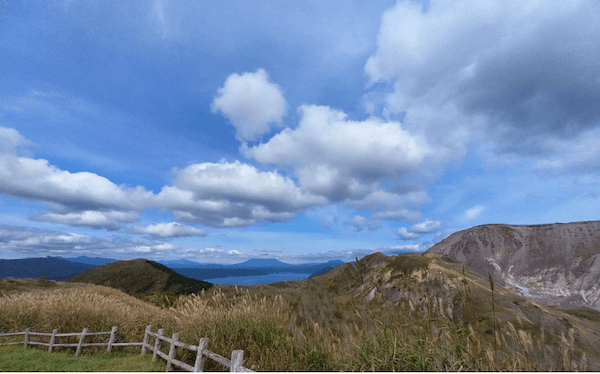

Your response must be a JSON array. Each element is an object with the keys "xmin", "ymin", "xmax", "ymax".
[{"xmin": 1, "ymin": 274, "xmax": 597, "ymax": 371}]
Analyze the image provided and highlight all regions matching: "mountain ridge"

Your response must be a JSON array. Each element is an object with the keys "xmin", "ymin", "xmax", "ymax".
[{"xmin": 426, "ymin": 220, "xmax": 600, "ymax": 311}]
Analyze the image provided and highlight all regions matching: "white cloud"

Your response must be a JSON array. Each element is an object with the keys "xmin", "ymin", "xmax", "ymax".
[
  {"xmin": 0, "ymin": 154, "xmax": 152, "ymax": 212},
  {"xmin": 410, "ymin": 220, "xmax": 442, "ymax": 233},
  {"xmin": 0, "ymin": 129, "xmax": 153, "ymax": 231},
  {"xmin": 0, "ymin": 126, "xmax": 32, "ymax": 156},
  {"xmin": 396, "ymin": 219, "xmax": 442, "ymax": 240},
  {"xmin": 212, "ymin": 69, "xmax": 287, "ymax": 142},
  {"xmin": 244, "ymin": 104, "xmax": 431, "ymax": 225},
  {"xmin": 175, "ymin": 160, "xmax": 324, "ymax": 210},
  {"xmin": 132, "ymin": 243, "xmax": 178, "ymax": 253},
  {"xmin": 228, "ymin": 249, "xmax": 245, "ymax": 256},
  {"xmin": 199, "ymin": 247, "xmax": 224, "ymax": 254},
  {"xmin": 349, "ymin": 190, "xmax": 429, "ymax": 223},
  {"xmin": 365, "ymin": 0, "xmax": 600, "ymax": 164},
  {"xmin": 130, "ymin": 222, "xmax": 208, "ymax": 238},
  {"xmin": 347, "ymin": 215, "xmax": 382, "ymax": 232},
  {"xmin": 247, "ymin": 105, "xmax": 428, "ymax": 195},
  {"xmin": 33, "ymin": 210, "xmax": 139, "ymax": 231},
  {"xmin": 396, "ymin": 227, "xmax": 421, "ymax": 240},
  {"xmin": 388, "ymin": 244, "xmax": 424, "ymax": 253},
  {"xmin": 464, "ymin": 205, "xmax": 485, "ymax": 220},
  {"xmin": 158, "ymin": 160, "xmax": 325, "ymax": 227},
  {"xmin": 0, "ymin": 224, "xmax": 189, "ymax": 259}
]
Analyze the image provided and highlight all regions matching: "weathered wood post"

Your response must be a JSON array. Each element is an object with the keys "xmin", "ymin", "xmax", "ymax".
[
  {"xmin": 194, "ymin": 337, "xmax": 209, "ymax": 372},
  {"xmin": 152, "ymin": 328, "xmax": 164, "ymax": 362},
  {"xmin": 23, "ymin": 328, "xmax": 30, "ymax": 348},
  {"xmin": 140, "ymin": 325, "xmax": 151, "ymax": 355},
  {"xmin": 230, "ymin": 350, "xmax": 244, "ymax": 372},
  {"xmin": 48, "ymin": 329, "xmax": 58, "ymax": 353},
  {"xmin": 76, "ymin": 328, "xmax": 88, "ymax": 356},
  {"xmin": 107, "ymin": 326, "xmax": 118, "ymax": 354},
  {"xmin": 166, "ymin": 332, "xmax": 180, "ymax": 372}
]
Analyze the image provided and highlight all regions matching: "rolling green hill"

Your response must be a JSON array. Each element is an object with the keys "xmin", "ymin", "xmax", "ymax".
[{"xmin": 65, "ymin": 259, "xmax": 212, "ymax": 299}]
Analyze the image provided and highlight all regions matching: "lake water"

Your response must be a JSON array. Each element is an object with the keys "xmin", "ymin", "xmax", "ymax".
[{"xmin": 203, "ymin": 272, "xmax": 312, "ymax": 285}]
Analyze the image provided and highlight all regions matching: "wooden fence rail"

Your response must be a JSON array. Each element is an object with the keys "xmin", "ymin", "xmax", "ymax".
[
  {"xmin": 141, "ymin": 325, "xmax": 254, "ymax": 372},
  {"xmin": 0, "ymin": 326, "xmax": 141, "ymax": 355},
  {"xmin": 0, "ymin": 325, "xmax": 254, "ymax": 372}
]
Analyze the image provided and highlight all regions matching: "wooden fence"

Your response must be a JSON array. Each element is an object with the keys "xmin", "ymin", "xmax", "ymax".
[
  {"xmin": 0, "ymin": 326, "xmax": 139, "ymax": 355},
  {"xmin": 141, "ymin": 325, "xmax": 254, "ymax": 372},
  {"xmin": 0, "ymin": 325, "xmax": 254, "ymax": 372}
]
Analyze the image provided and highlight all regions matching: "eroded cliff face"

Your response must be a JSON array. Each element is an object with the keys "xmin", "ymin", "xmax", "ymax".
[{"xmin": 426, "ymin": 221, "xmax": 600, "ymax": 311}]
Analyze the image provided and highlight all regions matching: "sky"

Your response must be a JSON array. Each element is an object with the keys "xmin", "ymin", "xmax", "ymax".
[{"xmin": 1, "ymin": 0, "xmax": 599, "ymax": 264}]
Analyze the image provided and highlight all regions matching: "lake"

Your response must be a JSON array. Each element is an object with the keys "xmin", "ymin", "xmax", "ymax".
[{"xmin": 203, "ymin": 272, "xmax": 312, "ymax": 285}]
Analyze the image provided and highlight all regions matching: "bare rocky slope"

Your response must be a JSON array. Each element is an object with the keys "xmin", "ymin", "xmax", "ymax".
[{"xmin": 426, "ymin": 221, "xmax": 600, "ymax": 311}]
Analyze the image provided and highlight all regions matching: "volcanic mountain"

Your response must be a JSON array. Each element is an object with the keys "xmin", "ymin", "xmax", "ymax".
[
  {"xmin": 426, "ymin": 221, "xmax": 600, "ymax": 311},
  {"xmin": 65, "ymin": 259, "xmax": 212, "ymax": 296}
]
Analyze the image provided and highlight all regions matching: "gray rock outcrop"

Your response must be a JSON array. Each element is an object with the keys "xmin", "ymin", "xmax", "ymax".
[{"xmin": 426, "ymin": 221, "xmax": 600, "ymax": 311}]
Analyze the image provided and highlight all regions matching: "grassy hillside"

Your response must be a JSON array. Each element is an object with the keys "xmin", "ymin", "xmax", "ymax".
[
  {"xmin": 64, "ymin": 259, "xmax": 212, "ymax": 305},
  {"xmin": 2, "ymin": 253, "xmax": 600, "ymax": 371}
]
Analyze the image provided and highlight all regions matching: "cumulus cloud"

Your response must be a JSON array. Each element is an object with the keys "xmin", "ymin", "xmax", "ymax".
[
  {"xmin": 0, "ymin": 126, "xmax": 32, "ymax": 156},
  {"xmin": 129, "ymin": 222, "xmax": 208, "ymax": 238},
  {"xmin": 0, "ymin": 154, "xmax": 152, "ymax": 212},
  {"xmin": 349, "ymin": 190, "xmax": 428, "ymax": 223},
  {"xmin": 396, "ymin": 219, "xmax": 442, "ymax": 240},
  {"xmin": 247, "ymin": 105, "xmax": 428, "ymax": 198},
  {"xmin": 198, "ymin": 247, "xmax": 224, "ymax": 254},
  {"xmin": 396, "ymin": 227, "xmax": 421, "ymax": 240},
  {"xmin": 132, "ymin": 243, "xmax": 179, "ymax": 253},
  {"xmin": 1, "ymin": 127, "xmax": 327, "ymax": 230},
  {"xmin": 0, "ymin": 128, "xmax": 155, "ymax": 231},
  {"xmin": 410, "ymin": 220, "xmax": 442, "ymax": 233},
  {"xmin": 464, "ymin": 205, "xmax": 485, "ymax": 220},
  {"xmin": 347, "ymin": 215, "xmax": 382, "ymax": 232},
  {"xmin": 212, "ymin": 69, "xmax": 288, "ymax": 142},
  {"xmin": 366, "ymin": 0, "xmax": 600, "ymax": 161},
  {"xmin": 32, "ymin": 210, "xmax": 139, "ymax": 231},
  {"xmin": 243, "ymin": 104, "xmax": 431, "ymax": 226},
  {"xmin": 0, "ymin": 224, "xmax": 182, "ymax": 259},
  {"xmin": 157, "ymin": 160, "xmax": 325, "ymax": 227},
  {"xmin": 228, "ymin": 249, "xmax": 246, "ymax": 256}
]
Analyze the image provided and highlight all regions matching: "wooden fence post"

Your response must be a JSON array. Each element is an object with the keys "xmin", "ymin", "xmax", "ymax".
[
  {"xmin": 48, "ymin": 329, "xmax": 58, "ymax": 353},
  {"xmin": 166, "ymin": 332, "xmax": 180, "ymax": 372},
  {"xmin": 76, "ymin": 328, "xmax": 88, "ymax": 356},
  {"xmin": 152, "ymin": 328, "xmax": 164, "ymax": 362},
  {"xmin": 194, "ymin": 337, "xmax": 209, "ymax": 372},
  {"xmin": 107, "ymin": 326, "xmax": 118, "ymax": 354},
  {"xmin": 140, "ymin": 325, "xmax": 151, "ymax": 355},
  {"xmin": 230, "ymin": 350, "xmax": 244, "ymax": 372},
  {"xmin": 23, "ymin": 328, "xmax": 30, "ymax": 348}
]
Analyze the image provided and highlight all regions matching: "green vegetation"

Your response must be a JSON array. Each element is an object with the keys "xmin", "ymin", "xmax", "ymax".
[
  {"xmin": 65, "ymin": 259, "xmax": 212, "ymax": 306},
  {"xmin": 0, "ymin": 344, "xmax": 166, "ymax": 372}
]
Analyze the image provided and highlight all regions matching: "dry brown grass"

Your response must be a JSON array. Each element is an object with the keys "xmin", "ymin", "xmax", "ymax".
[{"xmin": 1, "ymin": 275, "xmax": 597, "ymax": 371}]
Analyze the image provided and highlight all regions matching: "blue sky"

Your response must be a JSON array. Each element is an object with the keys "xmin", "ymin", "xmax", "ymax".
[{"xmin": 1, "ymin": 0, "xmax": 599, "ymax": 263}]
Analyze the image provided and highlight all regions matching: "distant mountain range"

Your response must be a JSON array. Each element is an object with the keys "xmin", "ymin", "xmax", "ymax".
[
  {"xmin": 0, "ymin": 257, "xmax": 96, "ymax": 281},
  {"xmin": 0, "ymin": 255, "xmax": 345, "ymax": 283}
]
